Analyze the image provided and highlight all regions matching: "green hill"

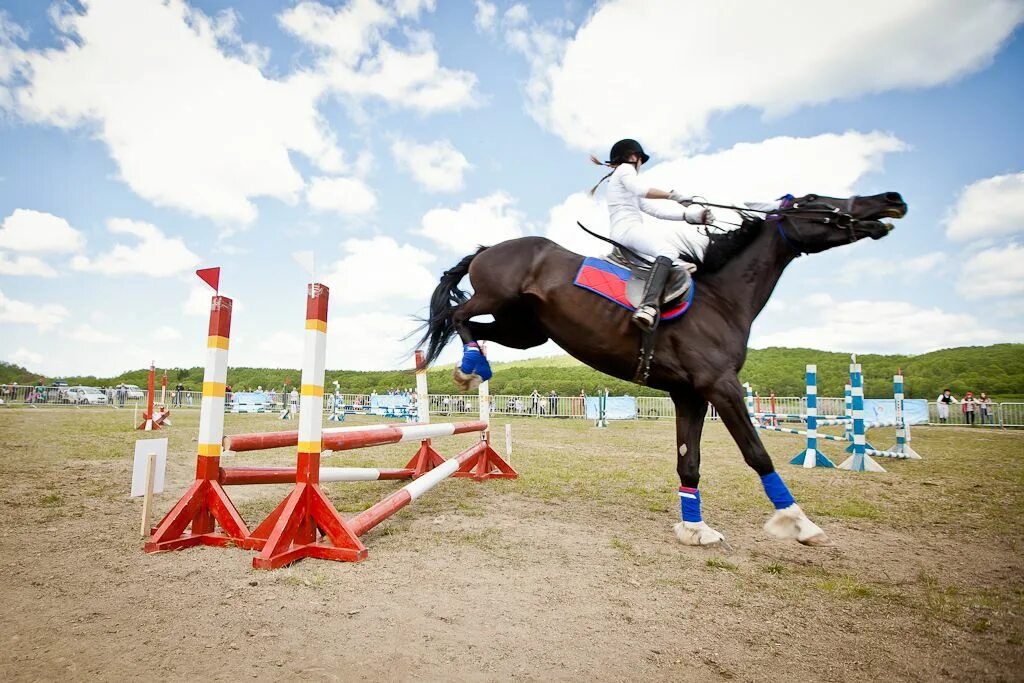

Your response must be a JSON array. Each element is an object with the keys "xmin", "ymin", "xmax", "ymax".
[{"xmin": 2, "ymin": 343, "xmax": 1021, "ymax": 400}]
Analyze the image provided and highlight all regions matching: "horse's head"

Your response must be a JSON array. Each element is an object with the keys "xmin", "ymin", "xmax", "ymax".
[{"xmin": 776, "ymin": 192, "xmax": 907, "ymax": 254}]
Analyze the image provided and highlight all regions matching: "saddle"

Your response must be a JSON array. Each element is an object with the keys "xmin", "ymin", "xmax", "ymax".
[{"xmin": 606, "ymin": 247, "xmax": 694, "ymax": 309}]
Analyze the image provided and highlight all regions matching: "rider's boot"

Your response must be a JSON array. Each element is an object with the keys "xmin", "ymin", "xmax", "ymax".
[{"xmin": 632, "ymin": 256, "xmax": 674, "ymax": 331}]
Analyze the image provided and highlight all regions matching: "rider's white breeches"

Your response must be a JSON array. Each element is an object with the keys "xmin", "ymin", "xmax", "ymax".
[{"xmin": 611, "ymin": 221, "xmax": 710, "ymax": 264}]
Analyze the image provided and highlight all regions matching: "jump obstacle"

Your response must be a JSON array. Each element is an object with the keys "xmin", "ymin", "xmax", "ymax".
[
  {"xmin": 745, "ymin": 362, "xmax": 924, "ymax": 472},
  {"xmin": 137, "ymin": 361, "xmax": 171, "ymax": 431},
  {"xmin": 145, "ymin": 275, "xmax": 516, "ymax": 569}
]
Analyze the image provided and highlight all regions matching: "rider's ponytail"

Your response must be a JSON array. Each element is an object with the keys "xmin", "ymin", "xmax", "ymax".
[{"xmin": 588, "ymin": 155, "xmax": 615, "ymax": 196}]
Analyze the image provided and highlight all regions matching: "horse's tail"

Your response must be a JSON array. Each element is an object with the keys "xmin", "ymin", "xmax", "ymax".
[{"xmin": 415, "ymin": 247, "xmax": 486, "ymax": 366}]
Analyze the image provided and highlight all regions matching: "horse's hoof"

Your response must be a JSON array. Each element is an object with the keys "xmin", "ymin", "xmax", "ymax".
[
  {"xmin": 453, "ymin": 367, "xmax": 482, "ymax": 392},
  {"xmin": 799, "ymin": 532, "xmax": 835, "ymax": 547},
  {"xmin": 764, "ymin": 503, "xmax": 831, "ymax": 546},
  {"xmin": 674, "ymin": 521, "xmax": 726, "ymax": 547}
]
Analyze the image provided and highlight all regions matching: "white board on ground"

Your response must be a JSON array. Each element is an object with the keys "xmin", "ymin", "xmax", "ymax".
[{"xmin": 131, "ymin": 438, "xmax": 168, "ymax": 497}]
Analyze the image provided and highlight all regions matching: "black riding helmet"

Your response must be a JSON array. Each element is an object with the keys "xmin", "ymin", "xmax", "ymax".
[{"xmin": 608, "ymin": 138, "xmax": 650, "ymax": 165}]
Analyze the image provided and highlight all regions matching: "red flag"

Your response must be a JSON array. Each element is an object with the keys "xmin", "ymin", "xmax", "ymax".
[{"xmin": 196, "ymin": 267, "xmax": 220, "ymax": 292}]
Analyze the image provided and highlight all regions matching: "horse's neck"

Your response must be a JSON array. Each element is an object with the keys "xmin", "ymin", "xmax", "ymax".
[{"xmin": 706, "ymin": 222, "xmax": 795, "ymax": 322}]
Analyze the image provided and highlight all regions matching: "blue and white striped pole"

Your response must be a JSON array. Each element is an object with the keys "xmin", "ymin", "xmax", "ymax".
[
  {"xmin": 839, "ymin": 362, "xmax": 886, "ymax": 472},
  {"xmin": 886, "ymin": 372, "xmax": 922, "ymax": 459},
  {"xmin": 744, "ymin": 382, "xmax": 755, "ymax": 421},
  {"xmin": 789, "ymin": 365, "xmax": 835, "ymax": 468}
]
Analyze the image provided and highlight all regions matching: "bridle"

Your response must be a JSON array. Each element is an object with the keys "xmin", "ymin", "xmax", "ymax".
[{"xmin": 694, "ymin": 196, "xmax": 859, "ymax": 257}]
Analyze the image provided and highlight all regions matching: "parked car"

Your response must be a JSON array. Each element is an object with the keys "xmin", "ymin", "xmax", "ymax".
[
  {"xmin": 67, "ymin": 386, "xmax": 109, "ymax": 405},
  {"xmin": 114, "ymin": 383, "xmax": 144, "ymax": 400},
  {"xmin": 228, "ymin": 391, "xmax": 268, "ymax": 414}
]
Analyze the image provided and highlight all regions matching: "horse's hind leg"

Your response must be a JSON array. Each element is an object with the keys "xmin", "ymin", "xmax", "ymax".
[
  {"xmin": 450, "ymin": 294, "xmax": 506, "ymax": 391},
  {"xmin": 706, "ymin": 376, "xmax": 833, "ymax": 546},
  {"xmin": 671, "ymin": 387, "xmax": 726, "ymax": 547}
]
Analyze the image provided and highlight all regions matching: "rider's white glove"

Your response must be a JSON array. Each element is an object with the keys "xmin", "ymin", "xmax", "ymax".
[
  {"xmin": 684, "ymin": 205, "xmax": 715, "ymax": 225},
  {"xmin": 668, "ymin": 190, "xmax": 693, "ymax": 206}
]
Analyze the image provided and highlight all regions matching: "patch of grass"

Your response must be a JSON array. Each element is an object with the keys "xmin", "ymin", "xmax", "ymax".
[
  {"xmin": 816, "ymin": 575, "xmax": 875, "ymax": 598},
  {"xmin": 762, "ymin": 563, "xmax": 785, "ymax": 575},
  {"xmin": 816, "ymin": 498, "xmax": 883, "ymax": 521},
  {"xmin": 39, "ymin": 491, "xmax": 63, "ymax": 507},
  {"xmin": 705, "ymin": 558, "xmax": 737, "ymax": 571},
  {"xmin": 970, "ymin": 618, "xmax": 992, "ymax": 633}
]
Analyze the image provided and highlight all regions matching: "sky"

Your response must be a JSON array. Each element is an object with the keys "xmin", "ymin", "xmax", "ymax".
[{"xmin": 0, "ymin": 0, "xmax": 1022, "ymax": 378}]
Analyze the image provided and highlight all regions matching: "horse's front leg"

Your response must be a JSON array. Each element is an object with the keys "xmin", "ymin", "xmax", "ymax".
[
  {"xmin": 706, "ymin": 376, "xmax": 833, "ymax": 546},
  {"xmin": 671, "ymin": 388, "xmax": 726, "ymax": 546}
]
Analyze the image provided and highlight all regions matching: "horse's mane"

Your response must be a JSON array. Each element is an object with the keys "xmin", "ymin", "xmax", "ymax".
[{"xmin": 688, "ymin": 216, "xmax": 764, "ymax": 277}]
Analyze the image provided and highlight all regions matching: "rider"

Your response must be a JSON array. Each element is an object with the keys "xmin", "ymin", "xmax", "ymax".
[{"xmin": 591, "ymin": 138, "xmax": 714, "ymax": 330}]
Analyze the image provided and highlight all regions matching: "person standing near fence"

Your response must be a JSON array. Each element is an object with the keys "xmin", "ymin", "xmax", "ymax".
[
  {"xmin": 936, "ymin": 389, "xmax": 958, "ymax": 423},
  {"xmin": 978, "ymin": 392, "xmax": 994, "ymax": 424},
  {"xmin": 962, "ymin": 392, "xmax": 978, "ymax": 426},
  {"xmin": 548, "ymin": 390, "xmax": 558, "ymax": 416}
]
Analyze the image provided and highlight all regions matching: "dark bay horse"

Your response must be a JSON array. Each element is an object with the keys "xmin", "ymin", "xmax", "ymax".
[{"xmin": 417, "ymin": 192, "xmax": 908, "ymax": 547}]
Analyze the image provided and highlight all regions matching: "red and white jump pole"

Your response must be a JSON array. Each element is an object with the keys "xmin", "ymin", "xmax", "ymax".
[{"xmin": 145, "ymin": 269, "xmax": 249, "ymax": 552}]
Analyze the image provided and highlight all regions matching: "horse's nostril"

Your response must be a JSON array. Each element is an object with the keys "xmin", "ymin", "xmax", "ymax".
[{"xmin": 885, "ymin": 192, "xmax": 902, "ymax": 202}]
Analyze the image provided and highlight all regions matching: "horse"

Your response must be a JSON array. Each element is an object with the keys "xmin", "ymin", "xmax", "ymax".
[{"xmin": 416, "ymin": 192, "xmax": 908, "ymax": 547}]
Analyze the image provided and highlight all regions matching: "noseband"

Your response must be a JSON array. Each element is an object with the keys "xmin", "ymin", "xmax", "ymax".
[{"xmin": 767, "ymin": 197, "xmax": 857, "ymax": 256}]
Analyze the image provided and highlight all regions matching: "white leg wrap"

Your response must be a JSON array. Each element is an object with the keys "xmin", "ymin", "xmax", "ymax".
[
  {"xmin": 763, "ymin": 504, "xmax": 833, "ymax": 546},
  {"xmin": 674, "ymin": 521, "xmax": 726, "ymax": 546}
]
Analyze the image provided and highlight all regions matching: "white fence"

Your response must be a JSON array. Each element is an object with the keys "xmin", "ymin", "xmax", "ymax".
[{"xmin": 2, "ymin": 384, "xmax": 1022, "ymax": 428}]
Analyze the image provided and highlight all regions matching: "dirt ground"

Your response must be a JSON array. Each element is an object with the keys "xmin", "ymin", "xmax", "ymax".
[{"xmin": 0, "ymin": 408, "xmax": 1021, "ymax": 682}]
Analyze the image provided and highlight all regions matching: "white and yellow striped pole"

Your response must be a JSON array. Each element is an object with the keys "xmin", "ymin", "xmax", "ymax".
[
  {"xmin": 415, "ymin": 349, "xmax": 430, "ymax": 425},
  {"xmin": 146, "ymin": 283, "xmax": 249, "ymax": 551},
  {"xmin": 478, "ymin": 341, "xmax": 490, "ymax": 424},
  {"xmin": 296, "ymin": 283, "xmax": 328, "ymax": 485}
]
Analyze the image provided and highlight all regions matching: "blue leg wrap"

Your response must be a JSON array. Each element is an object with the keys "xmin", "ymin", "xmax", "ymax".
[
  {"xmin": 459, "ymin": 343, "xmax": 493, "ymax": 381},
  {"xmin": 760, "ymin": 471, "xmax": 795, "ymax": 510},
  {"xmin": 678, "ymin": 487, "xmax": 702, "ymax": 523}
]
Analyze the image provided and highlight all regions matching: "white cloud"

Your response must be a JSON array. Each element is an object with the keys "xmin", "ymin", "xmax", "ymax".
[
  {"xmin": 0, "ymin": 290, "xmax": 69, "ymax": 330},
  {"xmin": 153, "ymin": 325, "xmax": 183, "ymax": 341},
  {"xmin": 418, "ymin": 192, "xmax": 529, "ymax": 253},
  {"xmin": 71, "ymin": 219, "xmax": 201, "ymax": 277},
  {"xmin": 504, "ymin": 4, "xmax": 530, "ymax": 26},
  {"xmin": 474, "ymin": 0, "xmax": 497, "ymax": 31},
  {"xmin": 543, "ymin": 132, "xmax": 906, "ymax": 254},
  {"xmin": 542, "ymin": 192, "xmax": 609, "ymax": 256},
  {"xmin": 322, "ymin": 236, "xmax": 436, "ymax": 305},
  {"xmin": 957, "ymin": 243, "xmax": 1024, "ymax": 299},
  {"xmin": 306, "ymin": 176, "xmax": 378, "ymax": 216},
  {"xmin": 391, "ymin": 137, "xmax": 471, "ymax": 192},
  {"xmin": 67, "ymin": 324, "xmax": 119, "ymax": 344},
  {"xmin": 944, "ymin": 172, "xmax": 1024, "ymax": 242},
  {"xmin": 751, "ymin": 294, "xmax": 1010, "ymax": 354},
  {"xmin": 518, "ymin": 0, "xmax": 1024, "ymax": 154},
  {"xmin": 278, "ymin": 1, "xmax": 478, "ymax": 113},
  {"xmin": 9, "ymin": 347, "xmax": 43, "ymax": 368},
  {"xmin": 0, "ymin": 252, "xmax": 57, "ymax": 277},
  {"xmin": 4, "ymin": 0, "xmax": 343, "ymax": 225},
  {"xmin": 0, "ymin": 208, "xmax": 86, "ymax": 253},
  {"xmin": 839, "ymin": 251, "xmax": 947, "ymax": 284},
  {"xmin": 183, "ymin": 283, "xmax": 214, "ymax": 317},
  {"xmin": 325, "ymin": 312, "xmax": 422, "ymax": 370}
]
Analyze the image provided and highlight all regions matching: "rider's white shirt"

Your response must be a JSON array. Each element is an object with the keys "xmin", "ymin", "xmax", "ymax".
[{"xmin": 606, "ymin": 164, "xmax": 709, "ymax": 262}]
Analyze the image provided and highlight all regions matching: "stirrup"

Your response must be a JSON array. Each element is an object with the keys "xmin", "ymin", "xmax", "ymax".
[{"xmin": 631, "ymin": 305, "xmax": 658, "ymax": 330}]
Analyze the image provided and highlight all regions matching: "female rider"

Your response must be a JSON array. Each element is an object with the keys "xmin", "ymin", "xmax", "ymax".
[{"xmin": 591, "ymin": 138, "xmax": 714, "ymax": 330}]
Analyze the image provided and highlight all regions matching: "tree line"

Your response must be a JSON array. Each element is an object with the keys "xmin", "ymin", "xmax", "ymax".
[{"xmin": 2, "ymin": 343, "xmax": 1021, "ymax": 401}]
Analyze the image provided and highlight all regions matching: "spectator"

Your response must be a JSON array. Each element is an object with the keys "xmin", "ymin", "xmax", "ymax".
[
  {"xmin": 978, "ymin": 392, "xmax": 994, "ymax": 425},
  {"xmin": 936, "ymin": 389, "xmax": 958, "ymax": 424},
  {"xmin": 548, "ymin": 390, "xmax": 558, "ymax": 416},
  {"xmin": 289, "ymin": 387, "xmax": 299, "ymax": 413},
  {"xmin": 514, "ymin": 397, "xmax": 524, "ymax": 414},
  {"xmin": 962, "ymin": 391, "xmax": 977, "ymax": 426},
  {"xmin": 174, "ymin": 381, "xmax": 184, "ymax": 407},
  {"xmin": 531, "ymin": 389, "xmax": 541, "ymax": 415}
]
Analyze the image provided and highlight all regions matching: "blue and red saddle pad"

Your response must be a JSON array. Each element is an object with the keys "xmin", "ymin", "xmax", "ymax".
[{"xmin": 574, "ymin": 257, "xmax": 694, "ymax": 321}]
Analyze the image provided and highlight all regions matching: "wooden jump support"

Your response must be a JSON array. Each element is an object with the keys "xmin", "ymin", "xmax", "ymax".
[{"xmin": 144, "ymin": 271, "xmax": 515, "ymax": 569}]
